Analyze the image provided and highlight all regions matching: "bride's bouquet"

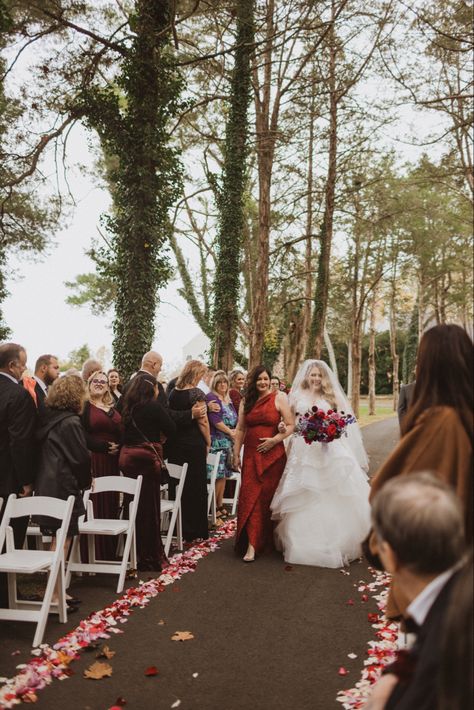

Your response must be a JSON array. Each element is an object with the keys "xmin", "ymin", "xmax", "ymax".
[{"xmin": 295, "ymin": 406, "xmax": 356, "ymax": 445}]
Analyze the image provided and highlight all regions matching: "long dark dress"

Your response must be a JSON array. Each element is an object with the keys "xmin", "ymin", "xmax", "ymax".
[
  {"xmin": 83, "ymin": 403, "xmax": 122, "ymax": 560},
  {"xmin": 167, "ymin": 387, "xmax": 209, "ymax": 542},
  {"xmin": 236, "ymin": 391, "xmax": 286, "ymax": 555},
  {"xmin": 119, "ymin": 399, "xmax": 176, "ymax": 571}
]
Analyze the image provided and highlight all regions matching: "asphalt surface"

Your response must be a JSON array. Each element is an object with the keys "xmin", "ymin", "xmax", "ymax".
[{"xmin": 0, "ymin": 416, "xmax": 399, "ymax": 710}]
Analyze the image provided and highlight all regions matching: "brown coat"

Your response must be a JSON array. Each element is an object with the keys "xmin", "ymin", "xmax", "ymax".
[{"xmin": 370, "ymin": 406, "xmax": 473, "ymax": 536}]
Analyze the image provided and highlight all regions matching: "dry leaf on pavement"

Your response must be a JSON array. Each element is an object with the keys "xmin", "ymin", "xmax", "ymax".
[
  {"xmin": 96, "ymin": 645, "xmax": 116, "ymax": 659},
  {"xmin": 83, "ymin": 661, "xmax": 113, "ymax": 680},
  {"xmin": 171, "ymin": 631, "xmax": 194, "ymax": 642}
]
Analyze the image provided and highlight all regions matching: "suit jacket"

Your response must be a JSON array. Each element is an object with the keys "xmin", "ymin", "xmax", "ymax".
[
  {"xmin": 386, "ymin": 572, "xmax": 459, "ymax": 709},
  {"xmin": 397, "ymin": 382, "xmax": 415, "ymax": 426},
  {"xmin": 0, "ymin": 375, "xmax": 37, "ymax": 497}
]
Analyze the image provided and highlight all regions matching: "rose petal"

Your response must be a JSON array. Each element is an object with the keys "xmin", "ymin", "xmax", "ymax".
[{"xmin": 144, "ymin": 666, "xmax": 159, "ymax": 676}]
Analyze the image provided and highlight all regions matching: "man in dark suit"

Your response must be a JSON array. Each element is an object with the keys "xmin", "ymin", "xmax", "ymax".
[
  {"xmin": 0, "ymin": 342, "xmax": 37, "ymax": 605},
  {"xmin": 397, "ymin": 381, "xmax": 415, "ymax": 428},
  {"xmin": 365, "ymin": 472, "xmax": 466, "ymax": 710}
]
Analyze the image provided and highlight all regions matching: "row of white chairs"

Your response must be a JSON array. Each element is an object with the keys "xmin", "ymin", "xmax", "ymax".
[{"xmin": 0, "ymin": 456, "xmax": 241, "ymax": 648}]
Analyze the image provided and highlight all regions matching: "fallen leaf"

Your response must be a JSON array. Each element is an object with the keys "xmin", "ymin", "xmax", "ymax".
[
  {"xmin": 338, "ymin": 667, "xmax": 349, "ymax": 676},
  {"xmin": 21, "ymin": 693, "xmax": 38, "ymax": 703},
  {"xmin": 347, "ymin": 653, "xmax": 358, "ymax": 659},
  {"xmin": 158, "ymin": 619, "xmax": 166, "ymax": 626},
  {"xmin": 96, "ymin": 645, "xmax": 116, "ymax": 660},
  {"xmin": 171, "ymin": 701, "xmax": 181, "ymax": 709},
  {"xmin": 144, "ymin": 666, "xmax": 159, "ymax": 676},
  {"xmin": 171, "ymin": 631, "xmax": 194, "ymax": 642},
  {"xmin": 83, "ymin": 661, "xmax": 113, "ymax": 680}
]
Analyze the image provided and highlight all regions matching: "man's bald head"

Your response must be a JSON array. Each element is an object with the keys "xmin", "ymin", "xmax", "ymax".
[{"xmin": 141, "ymin": 351, "xmax": 163, "ymax": 378}]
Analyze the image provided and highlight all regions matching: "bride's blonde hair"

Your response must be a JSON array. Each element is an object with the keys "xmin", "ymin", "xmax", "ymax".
[{"xmin": 301, "ymin": 363, "xmax": 337, "ymax": 409}]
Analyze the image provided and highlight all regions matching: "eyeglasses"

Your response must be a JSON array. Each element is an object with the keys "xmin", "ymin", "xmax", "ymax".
[{"xmin": 91, "ymin": 379, "xmax": 107, "ymax": 385}]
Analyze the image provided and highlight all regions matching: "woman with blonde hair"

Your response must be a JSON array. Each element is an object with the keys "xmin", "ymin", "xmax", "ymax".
[
  {"xmin": 206, "ymin": 370, "xmax": 238, "ymax": 517},
  {"xmin": 167, "ymin": 360, "xmax": 211, "ymax": 542},
  {"xmin": 79, "ymin": 370, "xmax": 122, "ymax": 559}
]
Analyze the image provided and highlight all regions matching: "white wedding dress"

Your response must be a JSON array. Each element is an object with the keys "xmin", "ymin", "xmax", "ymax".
[{"xmin": 271, "ymin": 394, "xmax": 371, "ymax": 568}]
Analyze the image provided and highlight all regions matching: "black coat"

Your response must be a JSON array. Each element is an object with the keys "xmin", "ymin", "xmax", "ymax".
[
  {"xmin": 397, "ymin": 382, "xmax": 415, "ymax": 427},
  {"xmin": 118, "ymin": 371, "xmax": 193, "ymax": 427},
  {"xmin": 0, "ymin": 374, "xmax": 37, "ymax": 498},
  {"xmin": 34, "ymin": 408, "xmax": 91, "ymax": 535}
]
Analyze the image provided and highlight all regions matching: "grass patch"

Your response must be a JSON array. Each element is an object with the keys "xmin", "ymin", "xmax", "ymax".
[{"xmin": 357, "ymin": 398, "xmax": 397, "ymax": 428}]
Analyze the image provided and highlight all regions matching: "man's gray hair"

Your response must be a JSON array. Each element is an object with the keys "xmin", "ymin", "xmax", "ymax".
[{"xmin": 371, "ymin": 472, "xmax": 465, "ymax": 575}]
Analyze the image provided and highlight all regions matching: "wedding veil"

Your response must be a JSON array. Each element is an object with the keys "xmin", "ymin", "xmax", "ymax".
[{"xmin": 289, "ymin": 359, "xmax": 369, "ymax": 472}]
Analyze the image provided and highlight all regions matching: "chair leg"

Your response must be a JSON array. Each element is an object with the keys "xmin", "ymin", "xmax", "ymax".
[
  {"xmin": 117, "ymin": 529, "xmax": 134, "ymax": 594},
  {"xmin": 87, "ymin": 535, "xmax": 96, "ymax": 574},
  {"xmin": 131, "ymin": 530, "xmax": 137, "ymax": 569},
  {"xmin": 33, "ymin": 555, "xmax": 65, "ymax": 647},
  {"xmin": 164, "ymin": 512, "xmax": 173, "ymax": 558},
  {"xmin": 57, "ymin": 560, "xmax": 67, "ymax": 623},
  {"xmin": 65, "ymin": 536, "xmax": 80, "ymax": 588},
  {"xmin": 232, "ymin": 478, "xmax": 241, "ymax": 515},
  {"xmin": 7, "ymin": 572, "xmax": 18, "ymax": 610},
  {"xmin": 177, "ymin": 510, "xmax": 183, "ymax": 551}
]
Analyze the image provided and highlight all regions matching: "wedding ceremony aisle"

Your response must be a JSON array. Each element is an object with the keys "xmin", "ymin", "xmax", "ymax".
[{"xmin": 0, "ymin": 418, "xmax": 399, "ymax": 710}]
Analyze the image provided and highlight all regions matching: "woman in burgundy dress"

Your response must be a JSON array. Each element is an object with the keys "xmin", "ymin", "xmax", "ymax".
[
  {"xmin": 82, "ymin": 370, "xmax": 122, "ymax": 560},
  {"xmin": 233, "ymin": 366, "xmax": 294, "ymax": 562},
  {"xmin": 119, "ymin": 375, "xmax": 176, "ymax": 571}
]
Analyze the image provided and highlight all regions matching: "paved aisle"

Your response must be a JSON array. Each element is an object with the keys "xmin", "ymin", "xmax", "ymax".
[{"xmin": 0, "ymin": 417, "xmax": 399, "ymax": 710}]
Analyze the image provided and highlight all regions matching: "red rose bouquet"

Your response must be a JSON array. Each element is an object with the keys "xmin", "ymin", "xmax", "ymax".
[{"xmin": 295, "ymin": 406, "xmax": 355, "ymax": 444}]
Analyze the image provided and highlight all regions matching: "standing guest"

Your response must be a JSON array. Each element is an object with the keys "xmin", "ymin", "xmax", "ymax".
[
  {"xmin": 197, "ymin": 366, "xmax": 216, "ymax": 395},
  {"xmin": 397, "ymin": 381, "xmax": 415, "ymax": 428},
  {"xmin": 369, "ymin": 324, "xmax": 472, "ymax": 619},
  {"xmin": 34, "ymin": 375, "xmax": 91, "ymax": 607},
  {"xmin": 167, "ymin": 360, "xmax": 211, "ymax": 542},
  {"xmin": 119, "ymin": 376, "xmax": 176, "ymax": 571},
  {"xmin": 23, "ymin": 354, "xmax": 60, "ymax": 409},
  {"xmin": 233, "ymin": 366, "xmax": 294, "ymax": 562},
  {"xmin": 82, "ymin": 359, "xmax": 103, "ymax": 383},
  {"xmin": 229, "ymin": 370, "xmax": 246, "ymax": 412},
  {"xmin": 206, "ymin": 371, "xmax": 238, "ymax": 518},
  {"xmin": 165, "ymin": 375, "xmax": 178, "ymax": 399},
  {"xmin": 0, "ymin": 343, "xmax": 37, "ymax": 606},
  {"xmin": 365, "ymin": 473, "xmax": 466, "ymax": 710},
  {"xmin": 107, "ymin": 369, "xmax": 123, "ymax": 403},
  {"xmin": 82, "ymin": 371, "xmax": 122, "ymax": 560},
  {"xmin": 270, "ymin": 375, "xmax": 281, "ymax": 392}
]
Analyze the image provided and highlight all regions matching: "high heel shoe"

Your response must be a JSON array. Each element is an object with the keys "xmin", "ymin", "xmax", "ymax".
[{"xmin": 243, "ymin": 554, "xmax": 255, "ymax": 563}]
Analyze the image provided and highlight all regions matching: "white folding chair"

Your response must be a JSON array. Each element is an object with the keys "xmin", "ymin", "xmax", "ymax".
[
  {"xmin": 161, "ymin": 462, "xmax": 188, "ymax": 557},
  {"xmin": 0, "ymin": 493, "xmax": 74, "ymax": 647},
  {"xmin": 206, "ymin": 452, "xmax": 221, "ymax": 525},
  {"xmin": 223, "ymin": 471, "xmax": 241, "ymax": 515},
  {"xmin": 66, "ymin": 475, "xmax": 142, "ymax": 594}
]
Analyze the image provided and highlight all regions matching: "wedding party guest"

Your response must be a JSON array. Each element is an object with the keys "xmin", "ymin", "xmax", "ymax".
[
  {"xmin": 206, "ymin": 370, "xmax": 238, "ymax": 517},
  {"xmin": 22, "ymin": 354, "xmax": 60, "ymax": 409},
  {"xmin": 233, "ymin": 365, "xmax": 294, "ymax": 562},
  {"xmin": 81, "ymin": 358, "xmax": 103, "ymax": 383},
  {"xmin": 0, "ymin": 343, "xmax": 37, "ymax": 607},
  {"xmin": 438, "ymin": 552, "xmax": 473, "ymax": 710},
  {"xmin": 229, "ymin": 370, "xmax": 246, "ymax": 412},
  {"xmin": 107, "ymin": 368, "xmax": 123, "ymax": 403},
  {"xmin": 198, "ymin": 366, "xmax": 215, "ymax": 395},
  {"xmin": 369, "ymin": 324, "xmax": 472, "ymax": 619},
  {"xmin": 119, "ymin": 375, "xmax": 176, "ymax": 571},
  {"xmin": 167, "ymin": 360, "xmax": 210, "ymax": 542},
  {"xmin": 82, "ymin": 371, "xmax": 122, "ymax": 560},
  {"xmin": 270, "ymin": 375, "xmax": 281, "ymax": 392},
  {"xmin": 365, "ymin": 473, "xmax": 466, "ymax": 710},
  {"xmin": 397, "ymin": 381, "xmax": 415, "ymax": 427},
  {"xmin": 34, "ymin": 375, "xmax": 91, "ymax": 606}
]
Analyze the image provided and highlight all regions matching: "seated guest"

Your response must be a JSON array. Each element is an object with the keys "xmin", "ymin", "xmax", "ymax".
[
  {"xmin": 167, "ymin": 360, "xmax": 210, "ymax": 542},
  {"xmin": 229, "ymin": 369, "xmax": 246, "ymax": 412},
  {"xmin": 206, "ymin": 371, "xmax": 238, "ymax": 518},
  {"xmin": 119, "ymin": 375, "xmax": 176, "ymax": 571},
  {"xmin": 366, "ymin": 472, "xmax": 466, "ymax": 710},
  {"xmin": 34, "ymin": 375, "xmax": 91, "ymax": 607},
  {"xmin": 107, "ymin": 368, "xmax": 123, "ymax": 403},
  {"xmin": 82, "ymin": 370, "xmax": 122, "ymax": 560}
]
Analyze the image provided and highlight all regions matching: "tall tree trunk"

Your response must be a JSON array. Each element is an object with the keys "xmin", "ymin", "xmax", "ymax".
[
  {"xmin": 368, "ymin": 286, "xmax": 378, "ymax": 416},
  {"xmin": 351, "ymin": 322, "xmax": 362, "ymax": 419},
  {"xmin": 389, "ymin": 280, "xmax": 399, "ymax": 412},
  {"xmin": 323, "ymin": 327, "xmax": 338, "ymax": 379},
  {"xmin": 306, "ymin": 0, "xmax": 337, "ymax": 358},
  {"xmin": 212, "ymin": 0, "xmax": 255, "ymax": 371},
  {"xmin": 346, "ymin": 340, "xmax": 352, "ymax": 398},
  {"xmin": 302, "ymin": 71, "xmax": 317, "ymax": 354}
]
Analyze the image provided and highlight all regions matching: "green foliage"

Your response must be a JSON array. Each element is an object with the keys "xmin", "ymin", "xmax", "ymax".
[
  {"xmin": 402, "ymin": 303, "xmax": 418, "ymax": 384},
  {"xmin": 59, "ymin": 344, "xmax": 92, "ymax": 371}
]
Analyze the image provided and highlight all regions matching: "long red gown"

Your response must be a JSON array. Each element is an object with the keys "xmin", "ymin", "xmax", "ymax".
[{"xmin": 236, "ymin": 391, "xmax": 287, "ymax": 554}]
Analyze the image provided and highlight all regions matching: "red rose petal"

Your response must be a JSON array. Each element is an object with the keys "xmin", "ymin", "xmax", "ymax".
[
  {"xmin": 284, "ymin": 565, "xmax": 293, "ymax": 572},
  {"xmin": 346, "ymin": 599, "xmax": 354, "ymax": 605},
  {"xmin": 144, "ymin": 666, "xmax": 159, "ymax": 676},
  {"xmin": 338, "ymin": 667, "xmax": 349, "ymax": 675},
  {"xmin": 361, "ymin": 594, "xmax": 369, "ymax": 602}
]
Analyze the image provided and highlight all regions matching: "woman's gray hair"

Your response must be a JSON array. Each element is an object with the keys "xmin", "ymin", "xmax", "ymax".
[{"xmin": 371, "ymin": 472, "xmax": 465, "ymax": 575}]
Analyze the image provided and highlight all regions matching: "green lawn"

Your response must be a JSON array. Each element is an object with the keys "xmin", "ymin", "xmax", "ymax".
[{"xmin": 357, "ymin": 397, "xmax": 397, "ymax": 428}]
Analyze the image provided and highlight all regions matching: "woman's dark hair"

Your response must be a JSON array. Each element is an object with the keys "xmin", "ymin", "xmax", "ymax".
[
  {"xmin": 243, "ymin": 366, "xmax": 272, "ymax": 414},
  {"xmin": 402, "ymin": 324, "xmax": 473, "ymax": 438},
  {"xmin": 121, "ymin": 376, "xmax": 156, "ymax": 425}
]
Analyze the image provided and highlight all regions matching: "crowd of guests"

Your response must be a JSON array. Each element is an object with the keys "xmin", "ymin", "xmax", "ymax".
[{"xmin": 0, "ymin": 323, "xmax": 472, "ymax": 709}]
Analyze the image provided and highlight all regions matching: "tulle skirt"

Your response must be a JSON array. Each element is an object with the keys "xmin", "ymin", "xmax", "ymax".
[{"xmin": 271, "ymin": 435, "xmax": 371, "ymax": 568}]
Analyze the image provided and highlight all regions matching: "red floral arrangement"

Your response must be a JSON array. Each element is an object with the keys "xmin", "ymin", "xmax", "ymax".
[{"xmin": 295, "ymin": 406, "xmax": 355, "ymax": 444}]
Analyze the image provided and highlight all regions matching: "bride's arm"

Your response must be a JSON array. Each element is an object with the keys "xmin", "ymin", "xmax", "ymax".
[
  {"xmin": 232, "ymin": 401, "xmax": 246, "ymax": 470},
  {"xmin": 256, "ymin": 392, "xmax": 295, "ymax": 453}
]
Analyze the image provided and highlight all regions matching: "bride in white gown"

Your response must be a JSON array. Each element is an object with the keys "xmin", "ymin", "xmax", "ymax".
[{"xmin": 271, "ymin": 360, "xmax": 371, "ymax": 568}]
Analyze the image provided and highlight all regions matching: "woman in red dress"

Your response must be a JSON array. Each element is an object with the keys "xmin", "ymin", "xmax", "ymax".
[
  {"xmin": 82, "ymin": 370, "xmax": 122, "ymax": 560},
  {"xmin": 233, "ymin": 366, "xmax": 294, "ymax": 562}
]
